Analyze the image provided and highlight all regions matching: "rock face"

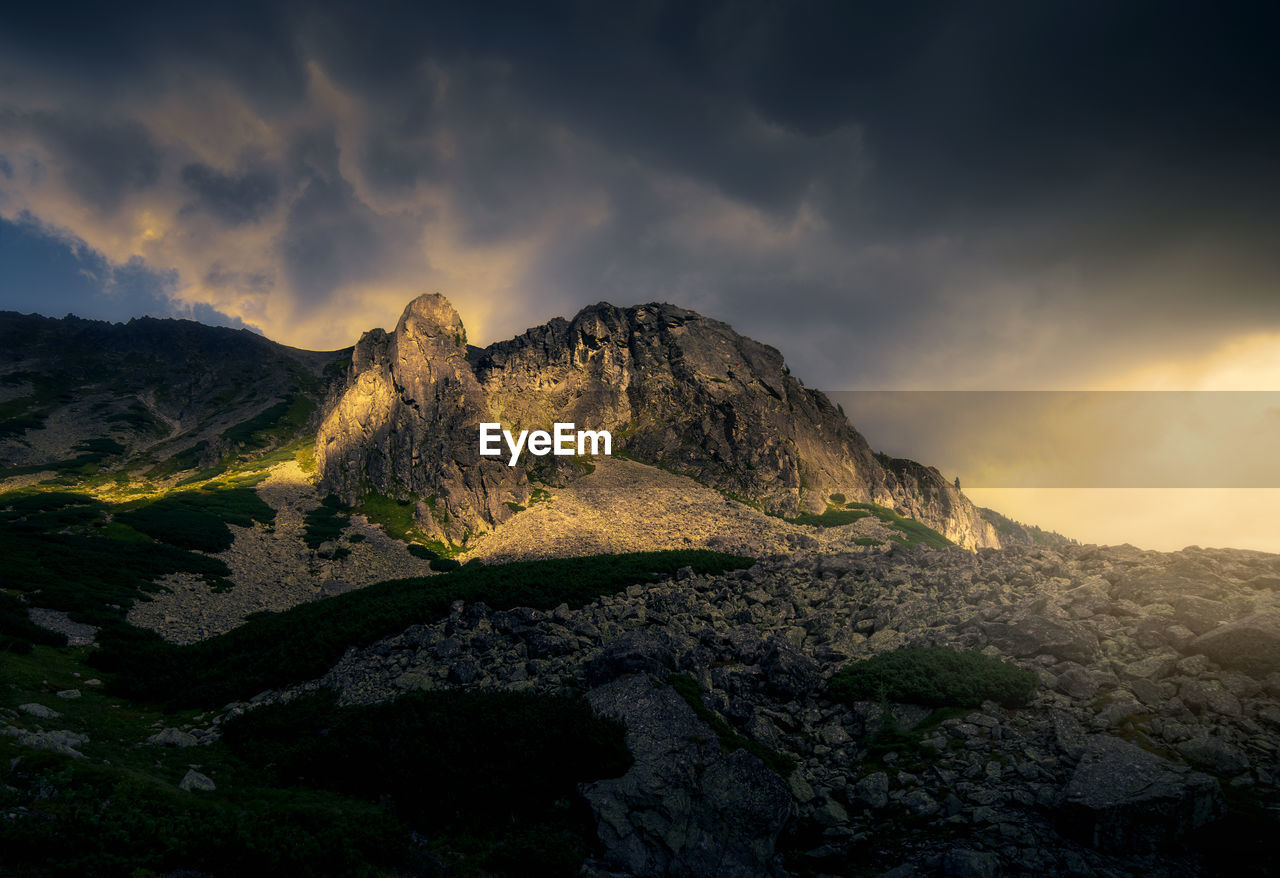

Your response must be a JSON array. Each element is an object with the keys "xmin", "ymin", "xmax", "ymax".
[
  {"xmin": 317, "ymin": 295, "xmax": 527, "ymax": 542},
  {"xmin": 318, "ymin": 295, "xmax": 1000, "ymax": 548},
  {"xmin": 581, "ymin": 675, "xmax": 794, "ymax": 877}
]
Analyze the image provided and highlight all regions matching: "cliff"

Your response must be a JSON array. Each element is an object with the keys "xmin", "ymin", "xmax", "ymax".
[{"xmin": 318, "ymin": 295, "xmax": 1000, "ymax": 549}]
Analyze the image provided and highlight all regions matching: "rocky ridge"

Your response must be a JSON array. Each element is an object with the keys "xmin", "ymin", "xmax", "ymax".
[
  {"xmin": 0, "ymin": 311, "xmax": 345, "ymax": 481},
  {"xmin": 318, "ymin": 295, "xmax": 1001, "ymax": 549},
  {"xmin": 234, "ymin": 541, "xmax": 1280, "ymax": 877}
]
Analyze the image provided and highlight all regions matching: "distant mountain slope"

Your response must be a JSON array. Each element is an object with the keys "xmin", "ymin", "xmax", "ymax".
[
  {"xmin": 0, "ymin": 311, "xmax": 348, "ymax": 483},
  {"xmin": 978, "ymin": 506, "xmax": 1076, "ymax": 548}
]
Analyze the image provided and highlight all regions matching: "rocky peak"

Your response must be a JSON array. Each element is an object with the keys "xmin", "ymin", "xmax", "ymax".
[
  {"xmin": 317, "ymin": 295, "xmax": 1001, "ymax": 549},
  {"xmin": 317, "ymin": 295, "xmax": 525, "ymax": 544},
  {"xmin": 397, "ymin": 292, "xmax": 468, "ymax": 349}
]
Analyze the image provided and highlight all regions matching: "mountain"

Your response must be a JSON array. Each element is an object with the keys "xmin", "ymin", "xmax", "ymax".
[
  {"xmin": 0, "ymin": 310, "xmax": 347, "ymax": 482},
  {"xmin": 317, "ymin": 293, "xmax": 1002, "ymax": 549},
  {"xmin": 1, "ymin": 298, "xmax": 1041, "ymax": 554},
  {"xmin": 4, "ymin": 301, "xmax": 1279, "ymax": 878}
]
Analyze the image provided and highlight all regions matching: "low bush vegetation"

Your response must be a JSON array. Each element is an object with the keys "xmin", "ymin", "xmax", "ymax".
[
  {"xmin": 0, "ymin": 754, "xmax": 404, "ymax": 878},
  {"xmin": 117, "ymin": 484, "xmax": 275, "ymax": 553},
  {"xmin": 826, "ymin": 646, "xmax": 1037, "ymax": 709},
  {"xmin": 356, "ymin": 492, "xmax": 427, "ymax": 543},
  {"xmin": 0, "ymin": 591, "xmax": 67, "ymax": 653},
  {"xmin": 94, "ymin": 550, "xmax": 754, "ymax": 708},
  {"xmin": 222, "ymin": 688, "xmax": 631, "ymax": 873},
  {"xmin": 0, "ymin": 490, "xmax": 232, "ymax": 635},
  {"xmin": 787, "ymin": 501, "xmax": 951, "ymax": 548},
  {"xmin": 220, "ymin": 393, "xmax": 315, "ymax": 452},
  {"xmin": 143, "ymin": 440, "xmax": 208, "ymax": 479},
  {"xmin": 0, "ymin": 437, "xmax": 128, "ymax": 479},
  {"xmin": 303, "ymin": 494, "xmax": 349, "ymax": 548},
  {"xmin": 789, "ymin": 507, "xmax": 872, "ymax": 527},
  {"xmin": 843, "ymin": 502, "xmax": 952, "ymax": 549},
  {"xmin": 0, "ymin": 638, "xmax": 631, "ymax": 878}
]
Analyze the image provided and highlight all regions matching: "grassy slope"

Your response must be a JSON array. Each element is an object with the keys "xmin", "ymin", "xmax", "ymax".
[{"xmin": 788, "ymin": 501, "xmax": 953, "ymax": 548}]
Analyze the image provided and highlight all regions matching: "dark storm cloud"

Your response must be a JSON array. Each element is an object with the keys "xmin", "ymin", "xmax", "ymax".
[
  {"xmin": 180, "ymin": 163, "xmax": 279, "ymax": 225},
  {"xmin": 2, "ymin": 111, "xmax": 162, "ymax": 213},
  {"xmin": 0, "ymin": 1, "xmax": 308, "ymax": 113},
  {"xmin": 281, "ymin": 171, "xmax": 382, "ymax": 299},
  {"xmin": 290, "ymin": 0, "xmax": 1280, "ymax": 362},
  {"xmin": 1, "ymin": 0, "xmax": 1278, "ymax": 382}
]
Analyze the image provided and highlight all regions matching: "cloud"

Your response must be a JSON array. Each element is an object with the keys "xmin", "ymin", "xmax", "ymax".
[
  {"xmin": 1, "ymin": 111, "xmax": 161, "ymax": 213},
  {"xmin": 0, "ymin": 0, "xmax": 1276, "ymax": 388},
  {"xmin": 180, "ymin": 162, "xmax": 279, "ymax": 225}
]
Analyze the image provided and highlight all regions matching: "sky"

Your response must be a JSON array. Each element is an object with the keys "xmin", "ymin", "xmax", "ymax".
[{"xmin": 2, "ymin": 1, "xmax": 1278, "ymax": 550}]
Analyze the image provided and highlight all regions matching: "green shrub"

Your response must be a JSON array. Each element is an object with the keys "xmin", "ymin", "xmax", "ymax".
[
  {"xmin": 789, "ymin": 508, "xmax": 871, "ymax": 527},
  {"xmin": 303, "ymin": 494, "xmax": 349, "ymax": 548},
  {"xmin": 0, "ymin": 754, "xmax": 405, "ymax": 877},
  {"xmin": 118, "ymin": 486, "xmax": 275, "ymax": 553},
  {"xmin": 826, "ymin": 647, "xmax": 1037, "ymax": 708},
  {"xmin": 220, "ymin": 393, "xmax": 315, "ymax": 451},
  {"xmin": 356, "ymin": 492, "xmax": 423, "ymax": 543},
  {"xmin": 223, "ymin": 689, "xmax": 631, "ymax": 833},
  {"xmin": 842, "ymin": 502, "xmax": 952, "ymax": 548},
  {"xmin": 0, "ymin": 437, "xmax": 127, "ymax": 479},
  {"xmin": 95, "ymin": 550, "xmax": 755, "ymax": 708},
  {"xmin": 145, "ymin": 441, "xmax": 209, "ymax": 479},
  {"xmin": 406, "ymin": 544, "xmax": 437, "ymax": 560},
  {"xmin": 429, "ymin": 557, "xmax": 461, "ymax": 572},
  {"xmin": 0, "ymin": 490, "xmax": 231, "ymax": 621},
  {"xmin": 0, "ymin": 591, "xmax": 67, "ymax": 653},
  {"xmin": 221, "ymin": 689, "xmax": 632, "ymax": 876}
]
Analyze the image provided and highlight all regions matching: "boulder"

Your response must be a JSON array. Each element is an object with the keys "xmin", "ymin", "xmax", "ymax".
[
  {"xmin": 179, "ymin": 769, "xmax": 216, "ymax": 792},
  {"xmin": 983, "ymin": 617, "xmax": 1100, "ymax": 664},
  {"xmin": 1171, "ymin": 596, "xmax": 1232, "ymax": 635},
  {"xmin": 1176, "ymin": 735, "xmax": 1250, "ymax": 776},
  {"xmin": 853, "ymin": 771, "xmax": 891, "ymax": 809},
  {"xmin": 2, "ymin": 726, "xmax": 88, "ymax": 759},
  {"xmin": 585, "ymin": 631, "xmax": 675, "ymax": 687},
  {"xmin": 941, "ymin": 848, "xmax": 1000, "ymax": 878},
  {"xmin": 1054, "ymin": 667, "xmax": 1100, "ymax": 700},
  {"xmin": 148, "ymin": 728, "xmax": 199, "ymax": 748},
  {"xmin": 1190, "ymin": 612, "xmax": 1280, "ymax": 676},
  {"xmin": 759, "ymin": 638, "xmax": 822, "ymax": 697},
  {"xmin": 1057, "ymin": 735, "xmax": 1223, "ymax": 853}
]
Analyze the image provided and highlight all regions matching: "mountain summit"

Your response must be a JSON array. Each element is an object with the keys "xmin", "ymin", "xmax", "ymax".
[{"xmin": 318, "ymin": 294, "xmax": 999, "ymax": 548}]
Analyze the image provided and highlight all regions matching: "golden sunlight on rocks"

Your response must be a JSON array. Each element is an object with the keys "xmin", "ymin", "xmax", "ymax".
[{"xmin": 463, "ymin": 457, "xmax": 902, "ymax": 564}]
